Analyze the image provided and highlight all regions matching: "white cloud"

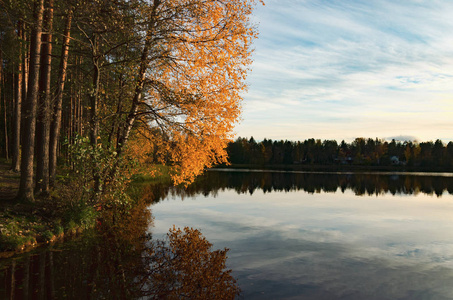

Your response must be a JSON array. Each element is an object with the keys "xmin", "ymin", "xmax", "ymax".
[{"xmin": 239, "ymin": 0, "xmax": 453, "ymax": 142}]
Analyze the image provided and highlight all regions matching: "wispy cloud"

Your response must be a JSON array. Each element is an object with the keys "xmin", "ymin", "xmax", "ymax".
[{"xmin": 240, "ymin": 0, "xmax": 453, "ymax": 142}]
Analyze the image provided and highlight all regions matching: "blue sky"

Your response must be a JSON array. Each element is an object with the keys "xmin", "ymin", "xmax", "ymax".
[{"xmin": 236, "ymin": 0, "xmax": 453, "ymax": 143}]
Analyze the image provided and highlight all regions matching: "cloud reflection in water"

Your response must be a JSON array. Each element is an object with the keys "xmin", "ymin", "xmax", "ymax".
[{"xmin": 151, "ymin": 171, "xmax": 453, "ymax": 299}]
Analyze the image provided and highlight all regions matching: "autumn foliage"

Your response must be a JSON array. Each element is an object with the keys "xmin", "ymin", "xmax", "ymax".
[
  {"xmin": 126, "ymin": 0, "xmax": 262, "ymax": 185},
  {"xmin": 0, "ymin": 0, "xmax": 263, "ymax": 201}
]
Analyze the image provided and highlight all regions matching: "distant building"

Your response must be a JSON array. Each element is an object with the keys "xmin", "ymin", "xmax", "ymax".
[{"xmin": 390, "ymin": 156, "xmax": 400, "ymax": 165}]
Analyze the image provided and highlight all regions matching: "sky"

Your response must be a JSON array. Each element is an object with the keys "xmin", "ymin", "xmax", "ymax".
[{"xmin": 235, "ymin": 0, "xmax": 453, "ymax": 143}]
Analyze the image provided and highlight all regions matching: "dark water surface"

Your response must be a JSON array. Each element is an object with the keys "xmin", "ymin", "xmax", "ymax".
[{"xmin": 2, "ymin": 170, "xmax": 453, "ymax": 299}]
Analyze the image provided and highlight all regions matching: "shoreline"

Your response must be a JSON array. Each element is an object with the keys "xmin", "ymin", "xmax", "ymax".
[
  {"xmin": 3, "ymin": 160, "xmax": 453, "ymax": 256},
  {"xmin": 214, "ymin": 164, "xmax": 453, "ymax": 174},
  {"xmin": 0, "ymin": 159, "xmax": 169, "ymax": 256}
]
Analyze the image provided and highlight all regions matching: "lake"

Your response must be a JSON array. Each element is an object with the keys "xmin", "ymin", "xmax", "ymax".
[
  {"xmin": 2, "ymin": 170, "xmax": 453, "ymax": 299},
  {"xmin": 152, "ymin": 170, "xmax": 453, "ymax": 299}
]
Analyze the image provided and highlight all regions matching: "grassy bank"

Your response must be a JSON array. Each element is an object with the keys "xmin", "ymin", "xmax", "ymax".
[
  {"xmin": 0, "ymin": 160, "xmax": 171, "ymax": 256},
  {"xmin": 0, "ymin": 158, "xmax": 96, "ymax": 255}
]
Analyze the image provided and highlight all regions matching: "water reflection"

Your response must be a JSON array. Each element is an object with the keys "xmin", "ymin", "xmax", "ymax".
[
  {"xmin": 156, "ymin": 170, "xmax": 453, "ymax": 201},
  {"xmin": 0, "ymin": 198, "xmax": 239, "ymax": 299},
  {"xmin": 4, "ymin": 170, "xmax": 453, "ymax": 299},
  {"xmin": 150, "ymin": 170, "xmax": 453, "ymax": 299}
]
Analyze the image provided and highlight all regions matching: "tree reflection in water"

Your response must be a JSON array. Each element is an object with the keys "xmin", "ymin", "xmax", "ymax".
[
  {"xmin": 0, "ymin": 197, "xmax": 239, "ymax": 299},
  {"xmin": 150, "ymin": 170, "xmax": 453, "ymax": 203},
  {"xmin": 147, "ymin": 227, "xmax": 239, "ymax": 299},
  {"xmin": 4, "ymin": 170, "xmax": 453, "ymax": 298}
]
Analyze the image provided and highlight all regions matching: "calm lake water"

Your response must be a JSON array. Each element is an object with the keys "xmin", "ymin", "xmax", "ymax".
[
  {"xmin": 3, "ymin": 170, "xmax": 453, "ymax": 299},
  {"xmin": 152, "ymin": 170, "xmax": 453, "ymax": 299}
]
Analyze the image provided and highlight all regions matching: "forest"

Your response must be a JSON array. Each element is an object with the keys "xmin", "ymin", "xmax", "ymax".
[
  {"xmin": 0, "ymin": 0, "xmax": 261, "ymax": 202},
  {"xmin": 227, "ymin": 137, "xmax": 453, "ymax": 169}
]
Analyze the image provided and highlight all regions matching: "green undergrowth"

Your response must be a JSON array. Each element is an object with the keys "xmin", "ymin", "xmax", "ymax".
[
  {"xmin": 0, "ymin": 193, "xmax": 97, "ymax": 253},
  {"xmin": 0, "ymin": 188, "xmax": 166, "ymax": 254},
  {"xmin": 0, "ymin": 163, "xmax": 170, "ymax": 254}
]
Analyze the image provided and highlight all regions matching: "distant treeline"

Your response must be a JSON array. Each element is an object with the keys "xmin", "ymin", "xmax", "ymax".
[
  {"xmin": 226, "ymin": 137, "xmax": 453, "ymax": 168},
  {"xmin": 147, "ymin": 171, "xmax": 453, "ymax": 204}
]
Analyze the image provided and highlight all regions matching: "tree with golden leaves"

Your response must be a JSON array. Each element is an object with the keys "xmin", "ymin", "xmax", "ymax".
[
  {"xmin": 118, "ymin": 0, "xmax": 263, "ymax": 185},
  {"xmin": 4, "ymin": 0, "xmax": 262, "ymax": 201}
]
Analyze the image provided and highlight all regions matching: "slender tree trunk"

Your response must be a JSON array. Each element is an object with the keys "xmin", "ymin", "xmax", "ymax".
[
  {"xmin": 91, "ymin": 58, "xmax": 101, "ymax": 194},
  {"xmin": 90, "ymin": 60, "xmax": 99, "ymax": 147},
  {"xmin": 17, "ymin": 0, "xmax": 45, "ymax": 202},
  {"xmin": 20, "ymin": 27, "xmax": 29, "ymax": 152},
  {"xmin": 89, "ymin": 35, "xmax": 101, "ymax": 194},
  {"xmin": 22, "ymin": 28, "xmax": 29, "ymax": 104},
  {"xmin": 116, "ymin": 21, "xmax": 155, "ymax": 156},
  {"xmin": 108, "ymin": 75, "xmax": 125, "ymax": 147},
  {"xmin": 0, "ymin": 45, "xmax": 4, "ymax": 159},
  {"xmin": 12, "ymin": 22, "xmax": 23, "ymax": 172},
  {"xmin": 0, "ymin": 44, "xmax": 8, "ymax": 161},
  {"xmin": 20, "ymin": 25, "xmax": 29, "ymax": 171},
  {"xmin": 2, "ymin": 85, "xmax": 8, "ymax": 160},
  {"xmin": 78, "ymin": 61, "xmax": 83, "ymax": 137},
  {"xmin": 49, "ymin": 8, "xmax": 72, "ymax": 186},
  {"xmin": 36, "ymin": 0, "xmax": 54, "ymax": 194},
  {"xmin": 69, "ymin": 85, "xmax": 73, "ymax": 146},
  {"xmin": 110, "ymin": 3, "xmax": 160, "ymax": 179}
]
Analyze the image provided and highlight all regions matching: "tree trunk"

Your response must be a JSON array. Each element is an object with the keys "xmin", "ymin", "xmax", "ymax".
[
  {"xmin": 35, "ymin": 0, "xmax": 54, "ymax": 194},
  {"xmin": 49, "ymin": 8, "xmax": 72, "ymax": 186},
  {"xmin": 22, "ymin": 28, "xmax": 29, "ymax": 104},
  {"xmin": 110, "ymin": 3, "xmax": 160, "ymax": 180},
  {"xmin": 89, "ymin": 34, "xmax": 101, "ymax": 195},
  {"xmin": 90, "ymin": 60, "xmax": 100, "ymax": 147},
  {"xmin": 2, "ymin": 79, "xmax": 8, "ymax": 161},
  {"xmin": 116, "ymin": 6, "xmax": 158, "ymax": 157},
  {"xmin": 17, "ymin": 0, "xmax": 45, "ymax": 202},
  {"xmin": 0, "ymin": 43, "xmax": 5, "ymax": 160},
  {"xmin": 11, "ymin": 22, "xmax": 23, "ymax": 172},
  {"xmin": 91, "ymin": 59, "xmax": 101, "ymax": 194}
]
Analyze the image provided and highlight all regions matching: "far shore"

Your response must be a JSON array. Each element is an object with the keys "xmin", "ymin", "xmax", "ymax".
[{"xmin": 214, "ymin": 164, "xmax": 453, "ymax": 174}]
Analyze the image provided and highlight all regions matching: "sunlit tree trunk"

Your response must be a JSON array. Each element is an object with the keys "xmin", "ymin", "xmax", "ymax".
[
  {"xmin": 22, "ymin": 27, "xmax": 29, "ymax": 110},
  {"xmin": 17, "ymin": 0, "xmax": 44, "ymax": 202},
  {"xmin": 11, "ymin": 22, "xmax": 23, "ymax": 172},
  {"xmin": 36, "ymin": 0, "xmax": 54, "ymax": 194},
  {"xmin": 49, "ymin": 8, "xmax": 72, "ymax": 186}
]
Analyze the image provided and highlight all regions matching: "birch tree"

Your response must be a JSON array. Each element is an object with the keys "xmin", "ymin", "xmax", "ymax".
[{"xmin": 118, "ymin": 0, "xmax": 262, "ymax": 185}]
